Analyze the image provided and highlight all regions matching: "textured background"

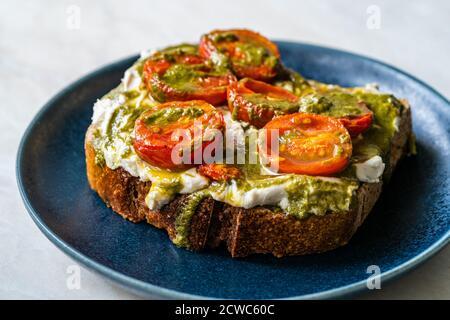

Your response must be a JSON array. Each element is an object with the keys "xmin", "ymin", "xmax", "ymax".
[{"xmin": 1, "ymin": 0, "xmax": 449, "ymax": 299}]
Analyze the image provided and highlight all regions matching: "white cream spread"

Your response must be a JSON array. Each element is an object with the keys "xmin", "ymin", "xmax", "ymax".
[
  {"xmin": 92, "ymin": 95, "xmax": 126, "ymax": 129},
  {"xmin": 208, "ymin": 179, "xmax": 289, "ymax": 209},
  {"xmin": 122, "ymin": 68, "xmax": 142, "ymax": 91},
  {"xmin": 354, "ymin": 155, "xmax": 385, "ymax": 183}
]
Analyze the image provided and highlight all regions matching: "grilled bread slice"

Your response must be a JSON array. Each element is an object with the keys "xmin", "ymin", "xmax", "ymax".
[{"xmin": 85, "ymin": 100, "xmax": 412, "ymax": 257}]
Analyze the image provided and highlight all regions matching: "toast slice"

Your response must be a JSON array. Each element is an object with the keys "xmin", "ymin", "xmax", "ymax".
[{"xmin": 85, "ymin": 100, "xmax": 412, "ymax": 257}]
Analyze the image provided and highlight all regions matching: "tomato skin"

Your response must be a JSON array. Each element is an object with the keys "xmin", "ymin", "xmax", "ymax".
[
  {"xmin": 227, "ymin": 78, "xmax": 299, "ymax": 128},
  {"xmin": 260, "ymin": 113, "xmax": 352, "ymax": 176},
  {"xmin": 143, "ymin": 46, "xmax": 236, "ymax": 106},
  {"xmin": 227, "ymin": 81, "xmax": 275, "ymax": 128},
  {"xmin": 198, "ymin": 163, "xmax": 241, "ymax": 181},
  {"xmin": 200, "ymin": 29, "xmax": 280, "ymax": 81},
  {"xmin": 338, "ymin": 112, "xmax": 373, "ymax": 137},
  {"xmin": 133, "ymin": 101, "xmax": 225, "ymax": 170},
  {"xmin": 132, "ymin": 139, "xmax": 177, "ymax": 170},
  {"xmin": 240, "ymin": 77, "xmax": 299, "ymax": 101}
]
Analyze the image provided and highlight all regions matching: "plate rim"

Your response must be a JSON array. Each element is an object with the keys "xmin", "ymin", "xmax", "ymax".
[{"xmin": 16, "ymin": 41, "xmax": 450, "ymax": 299}]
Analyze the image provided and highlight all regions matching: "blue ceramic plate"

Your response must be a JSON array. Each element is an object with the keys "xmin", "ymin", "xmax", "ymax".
[{"xmin": 17, "ymin": 42, "xmax": 450, "ymax": 299}]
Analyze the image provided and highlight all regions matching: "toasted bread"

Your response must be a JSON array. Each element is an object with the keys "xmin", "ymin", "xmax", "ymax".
[{"xmin": 85, "ymin": 100, "xmax": 412, "ymax": 257}]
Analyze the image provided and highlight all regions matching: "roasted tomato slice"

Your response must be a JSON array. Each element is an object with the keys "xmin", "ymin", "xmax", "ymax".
[
  {"xmin": 133, "ymin": 100, "xmax": 224, "ymax": 170},
  {"xmin": 200, "ymin": 29, "xmax": 280, "ymax": 81},
  {"xmin": 143, "ymin": 44, "xmax": 236, "ymax": 105},
  {"xmin": 198, "ymin": 163, "xmax": 241, "ymax": 181},
  {"xmin": 227, "ymin": 78, "xmax": 300, "ymax": 128},
  {"xmin": 338, "ymin": 113, "xmax": 373, "ymax": 137},
  {"xmin": 260, "ymin": 113, "xmax": 352, "ymax": 175}
]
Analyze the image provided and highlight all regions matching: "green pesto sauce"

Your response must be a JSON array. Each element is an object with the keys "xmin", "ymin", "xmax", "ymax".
[
  {"xmin": 144, "ymin": 107, "xmax": 205, "ymax": 126},
  {"xmin": 162, "ymin": 64, "xmax": 201, "ymax": 88},
  {"xmin": 160, "ymin": 63, "xmax": 228, "ymax": 92},
  {"xmin": 153, "ymin": 43, "xmax": 198, "ymax": 62},
  {"xmin": 242, "ymin": 93, "xmax": 300, "ymax": 117},
  {"xmin": 234, "ymin": 42, "xmax": 278, "ymax": 68},
  {"xmin": 274, "ymin": 68, "xmax": 314, "ymax": 97},
  {"xmin": 106, "ymin": 104, "xmax": 145, "ymax": 138},
  {"xmin": 173, "ymin": 190, "xmax": 209, "ymax": 248},
  {"xmin": 92, "ymin": 129, "xmax": 106, "ymax": 167},
  {"xmin": 94, "ymin": 101, "xmax": 148, "ymax": 168},
  {"xmin": 299, "ymin": 92, "xmax": 364, "ymax": 117},
  {"xmin": 211, "ymin": 32, "xmax": 239, "ymax": 43},
  {"xmin": 283, "ymin": 176, "xmax": 358, "ymax": 217},
  {"xmin": 356, "ymin": 92, "xmax": 402, "ymax": 154}
]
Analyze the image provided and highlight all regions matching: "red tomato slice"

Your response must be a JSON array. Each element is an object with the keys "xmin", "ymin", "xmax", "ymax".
[
  {"xmin": 198, "ymin": 163, "xmax": 241, "ymax": 181},
  {"xmin": 133, "ymin": 101, "xmax": 224, "ymax": 170},
  {"xmin": 143, "ymin": 45, "xmax": 236, "ymax": 105},
  {"xmin": 260, "ymin": 113, "xmax": 352, "ymax": 175},
  {"xmin": 338, "ymin": 112, "xmax": 373, "ymax": 137},
  {"xmin": 227, "ymin": 78, "xmax": 300, "ymax": 128},
  {"xmin": 200, "ymin": 29, "xmax": 280, "ymax": 81}
]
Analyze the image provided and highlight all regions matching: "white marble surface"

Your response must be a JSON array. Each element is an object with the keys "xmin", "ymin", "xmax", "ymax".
[{"xmin": 1, "ymin": 0, "xmax": 449, "ymax": 299}]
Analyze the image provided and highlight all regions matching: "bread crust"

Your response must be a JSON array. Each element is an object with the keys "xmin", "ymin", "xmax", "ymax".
[{"xmin": 85, "ymin": 104, "xmax": 412, "ymax": 257}]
